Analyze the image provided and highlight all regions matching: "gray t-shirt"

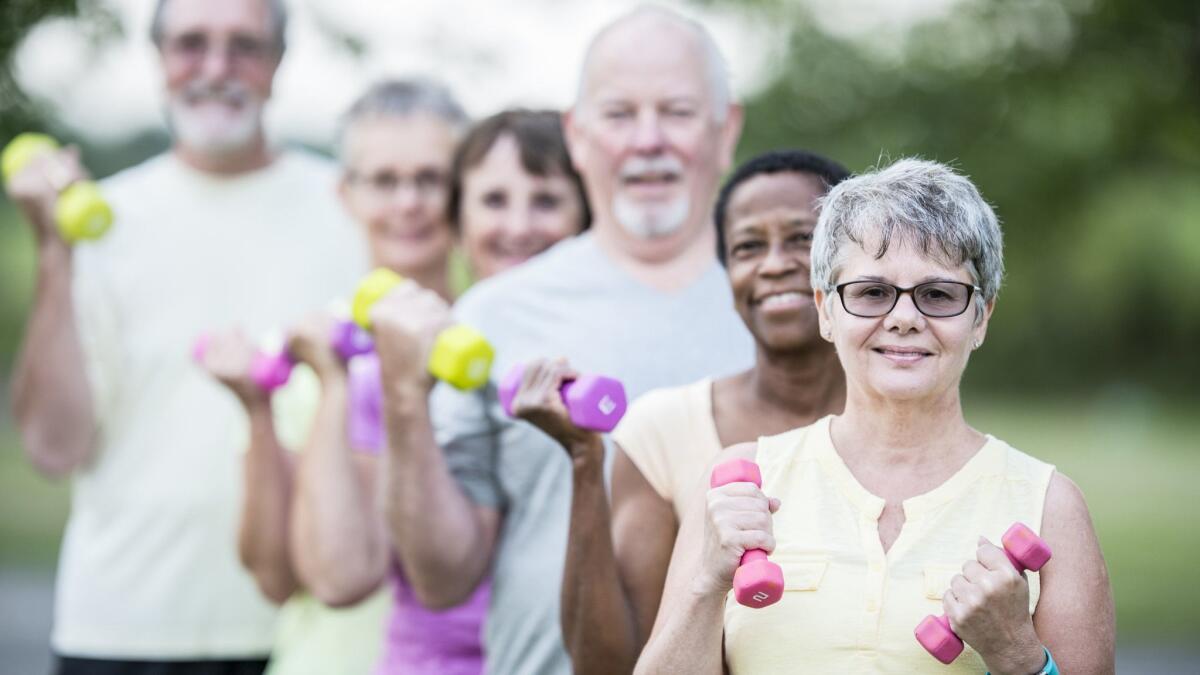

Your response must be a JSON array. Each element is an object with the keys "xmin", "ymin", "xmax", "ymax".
[{"xmin": 430, "ymin": 232, "xmax": 754, "ymax": 675}]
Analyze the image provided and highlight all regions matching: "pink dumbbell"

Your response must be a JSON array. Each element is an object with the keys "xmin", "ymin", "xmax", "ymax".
[
  {"xmin": 347, "ymin": 353, "xmax": 384, "ymax": 452},
  {"xmin": 709, "ymin": 458, "xmax": 784, "ymax": 609},
  {"xmin": 497, "ymin": 363, "xmax": 627, "ymax": 432},
  {"xmin": 915, "ymin": 522, "xmax": 1052, "ymax": 664},
  {"xmin": 192, "ymin": 334, "xmax": 295, "ymax": 392}
]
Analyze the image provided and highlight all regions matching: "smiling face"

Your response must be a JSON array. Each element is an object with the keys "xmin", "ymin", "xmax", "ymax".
[
  {"xmin": 158, "ymin": 0, "xmax": 280, "ymax": 157},
  {"xmin": 565, "ymin": 13, "xmax": 740, "ymax": 250},
  {"xmin": 458, "ymin": 133, "xmax": 585, "ymax": 280},
  {"xmin": 815, "ymin": 235, "xmax": 993, "ymax": 403},
  {"xmin": 724, "ymin": 171, "xmax": 828, "ymax": 352},
  {"xmin": 338, "ymin": 114, "xmax": 457, "ymax": 275}
]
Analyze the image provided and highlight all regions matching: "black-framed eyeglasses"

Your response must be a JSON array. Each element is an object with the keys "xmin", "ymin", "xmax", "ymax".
[
  {"xmin": 346, "ymin": 169, "xmax": 447, "ymax": 199},
  {"xmin": 835, "ymin": 280, "xmax": 981, "ymax": 318}
]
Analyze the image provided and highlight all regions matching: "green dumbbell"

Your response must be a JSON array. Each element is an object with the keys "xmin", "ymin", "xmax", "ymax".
[
  {"xmin": 351, "ymin": 268, "xmax": 494, "ymax": 390},
  {"xmin": 2, "ymin": 133, "xmax": 113, "ymax": 243}
]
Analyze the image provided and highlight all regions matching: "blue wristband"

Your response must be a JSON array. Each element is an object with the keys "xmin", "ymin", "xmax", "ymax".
[{"xmin": 986, "ymin": 647, "xmax": 1058, "ymax": 675}]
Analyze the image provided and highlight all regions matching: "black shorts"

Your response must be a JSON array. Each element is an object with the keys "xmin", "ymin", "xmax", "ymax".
[{"xmin": 55, "ymin": 656, "xmax": 269, "ymax": 675}]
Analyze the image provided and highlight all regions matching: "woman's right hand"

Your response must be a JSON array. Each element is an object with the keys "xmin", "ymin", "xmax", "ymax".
[
  {"xmin": 368, "ymin": 280, "xmax": 454, "ymax": 395},
  {"xmin": 692, "ymin": 481, "xmax": 781, "ymax": 598},
  {"xmin": 286, "ymin": 311, "xmax": 344, "ymax": 383}
]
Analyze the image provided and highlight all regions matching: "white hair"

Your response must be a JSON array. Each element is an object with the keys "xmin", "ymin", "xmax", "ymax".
[
  {"xmin": 336, "ymin": 78, "xmax": 469, "ymax": 160},
  {"xmin": 811, "ymin": 158, "xmax": 1005, "ymax": 312},
  {"xmin": 574, "ymin": 5, "xmax": 732, "ymax": 123},
  {"xmin": 151, "ymin": 0, "xmax": 288, "ymax": 53}
]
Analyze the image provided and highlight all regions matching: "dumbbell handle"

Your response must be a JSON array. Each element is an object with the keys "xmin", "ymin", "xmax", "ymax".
[
  {"xmin": 709, "ymin": 459, "xmax": 785, "ymax": 609},
  {"xmin": 915, "ymin": 522, "xmax": 1052, "ymax": 664}
]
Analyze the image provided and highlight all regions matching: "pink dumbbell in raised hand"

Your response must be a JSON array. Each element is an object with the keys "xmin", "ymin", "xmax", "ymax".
[
  {"xmin": 498, "ymin": 363, "xmax": 627, "ymax": 432},
  {"xmin": 709, "ymin": 458, "xmax": 785, "ymax": 609},
  {"xmin": 914, "ymin": 522, "xmax": 1052, "ymax": 664}
]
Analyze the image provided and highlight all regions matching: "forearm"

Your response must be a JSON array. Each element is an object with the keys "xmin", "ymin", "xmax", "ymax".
[
  {"xmin": 562, "ymin": 447, "xmax": 639, "ymax": 675},
  {"xmin": 383, "ymin": 388, "xmax": 492, "ymax": 608},
  {"xmin": 237, "ymin": 401, "xmax": 298, "ymax": 604},
  {"xmin": 292, "ymin": 377, "xmax": 386, "ymax": 606},
  {"xmin": 11, "ymin": 242, "xmax": 95, "ymax": 478},
  {"xmin": 634, "ymin": 587, "xmax": 726, "ymax": 675}
]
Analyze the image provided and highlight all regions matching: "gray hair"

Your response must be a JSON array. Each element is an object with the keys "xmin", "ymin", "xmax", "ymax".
[
  {"xmin": 150, "ymin": 0, "xmax": 289, "ymax": 53},
  {"xmin": 337, "ymin": 78, "xmax": 469, "ymax": 159},
  {"xmin": 574, "ymin": 5, "xmax": 732, "ymax": 123},
  {"xmin": 811, "ymin": 158, "xmax": 1004, "ymax": 315}
]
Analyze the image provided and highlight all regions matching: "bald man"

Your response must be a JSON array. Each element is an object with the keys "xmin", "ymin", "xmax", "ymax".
[{"xmin": 364, "ymin": 6, "xmax": 752, "ymax": 675}]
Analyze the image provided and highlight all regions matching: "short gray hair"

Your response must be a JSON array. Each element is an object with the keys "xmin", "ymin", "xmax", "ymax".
[
  {"xmin": 575, "ymin": 5, "xmax": 732, "ymax": 123},
  {"xmin": 150, "ymin": 0, "xmax": 289, "ymax": 53},
  {"xmin": 337, "ymin": 78, "xmax": 469, "ymax": 159},
  {"xmin": 811, "ymin": 158, "xmax": 1005, "ymax": 312}
]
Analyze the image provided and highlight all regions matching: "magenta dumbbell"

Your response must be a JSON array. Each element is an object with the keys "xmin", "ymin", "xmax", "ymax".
[
  {"xmin": 915, "ymin": 522, "xmax": 1052, "ymax": 664},
  {"xmin": 192, "ymin": 334, "xmax": 296, "ymax": 392},
  {"xmin": 709, "ymin": 458, "xmax": 785, "ymax": 608},
  {"xmin": 347, "ymin": 353, "xmax": 384, "ymax": 452},
  {"xmin": 497, "ymin": 363, "xmax": 627, "ymax": 432}
]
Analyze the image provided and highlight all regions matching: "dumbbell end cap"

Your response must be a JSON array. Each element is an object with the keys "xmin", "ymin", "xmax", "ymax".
[
  {"xmin": 732, "ymin": 559, "xmax": 784, "ymax": 608},
  {"xmin": 915, "ymin": 614, "xmax": 963, "ymax": 664},
  {"xmin": 351, "ymin": 268, "xmax": 405, "ymax": 330},
  {"xmin": 710, "ymin": 458, "xmax": 762, "ymax": 489},
  {"xmin": 2, "ymin": 133, "xmax": 59, "ymax": 182},
  {"xmin": 497, "ymin": 364, "xmax": 525, "ymax": 417},
  {"xmin": 1002, "ymin": 522, "xmax": 1052, "ymax": 572}
]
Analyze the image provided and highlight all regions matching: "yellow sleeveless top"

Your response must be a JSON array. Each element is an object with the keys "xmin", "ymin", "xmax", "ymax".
[{"xmin": 724, "ymin": 416, "xmax": 1055, "ymax": 674}]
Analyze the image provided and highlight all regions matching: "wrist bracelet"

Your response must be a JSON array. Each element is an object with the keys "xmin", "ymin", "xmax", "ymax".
[{"xmin": 986, "ymin": 646, "xmax": 1058, "ymax": 675}]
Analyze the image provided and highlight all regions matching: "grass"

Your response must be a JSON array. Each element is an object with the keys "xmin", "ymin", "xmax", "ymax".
[{"xmin": 0, "ymin": 396, "xmax": 1196, "ymax": 640}]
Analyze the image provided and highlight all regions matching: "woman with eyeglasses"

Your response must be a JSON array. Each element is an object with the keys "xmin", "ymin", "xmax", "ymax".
[
  {"xmin": 637, "ymin": 159, "xmax": 1114, "ymax": 674},
  {"xmin": 199, "ymin": 82, "xmax": 588, "ymax": 675}
]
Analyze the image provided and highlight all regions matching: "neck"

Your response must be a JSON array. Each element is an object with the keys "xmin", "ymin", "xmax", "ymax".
[
  {"xmin": 746, "ymin": 340, "xmax": 845, "ymax": 418},
  {"xmin": 174, "ymin": 135, "xmax": 273, "ymax": 175},
  {"xmin": 377, "ymin": 256, "xmax": 453, "ymax": 303},
  {"xmin": 592, "ymin": 218, "xmax": 716, "ymax": 292},
  {"xmin": 835, "ymin": 384, "xmax": 974, "ymax": 466}
]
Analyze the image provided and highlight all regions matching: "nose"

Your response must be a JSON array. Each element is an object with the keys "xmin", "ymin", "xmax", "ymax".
[
  {"xmin": 199, "ymin": 42, "xmax": 235, "ymax": 80},
  {"xmin": 758, "ymin": 242, "xmax": 802, "ymax": 278},
  {"xmin": 883, "ymin": 291, "xmax": 924, "ymax": 334},
  {"xmin": 390, "ymin": 182, "xmax": 422, "ymax": 213},
  {"xmin": 631, "ymin": 109, "xmax": 667, "ymax": 154}
]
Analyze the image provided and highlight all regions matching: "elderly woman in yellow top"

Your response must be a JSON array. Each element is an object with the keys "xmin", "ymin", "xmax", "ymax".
[{"xmin": 637, "ymin": 159, "xmax": 1115, "ymax": 674}]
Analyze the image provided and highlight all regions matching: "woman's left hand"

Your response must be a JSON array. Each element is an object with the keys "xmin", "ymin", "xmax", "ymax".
[
  {"xmin": 944, "ymin": 537, "xmax": 1047, "ymax": 675},
  {"xmin": 510, "ymin": 357, "xmax": 602, "ymax": 461}
]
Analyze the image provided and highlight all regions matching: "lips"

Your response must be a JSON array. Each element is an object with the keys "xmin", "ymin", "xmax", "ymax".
[
  {"xmin": 753, "ymin": 290, "xmax": 812, "ymax": 309},
  {"xmin": 872, "ymin": 345, "xmax": 934, "ymax": 362}
]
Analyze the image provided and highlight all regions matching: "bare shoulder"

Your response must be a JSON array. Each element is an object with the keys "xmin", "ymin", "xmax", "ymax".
[
  {"xmin": 1041, "ymin": 471, "xmax": 1092, "ymax": 540},
  {"xmin": 712, "ymin": 442, "xmax": 758, "ymax": 467}
]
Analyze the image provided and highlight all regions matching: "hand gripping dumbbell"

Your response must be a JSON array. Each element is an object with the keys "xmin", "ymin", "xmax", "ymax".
[
  {"xmin": 709, "ymin": 458, "xmax": 784, "ymax": 608},
  {"xmin": 2, "ymin": 133, "xmax": 113, "ymax": 243},
  {"xmin": 914, "ymin": 522, "xmax": 1052, "ymax": 664},
  {"xmin": 191, "ymin": 319, "xmax": 374, "ymax": 393},
  {"xmin": 497, "ymin": 363, "xmax": 627, "ymax": 432},
  {"xmin": 351, "ymin": 268, "xmax": 494, "ymax": 391}
]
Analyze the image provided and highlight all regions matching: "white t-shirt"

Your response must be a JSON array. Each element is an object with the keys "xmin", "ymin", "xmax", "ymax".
[{"xmin": 55, "ymin": 151, "xmax": 368, "ymax": 659}]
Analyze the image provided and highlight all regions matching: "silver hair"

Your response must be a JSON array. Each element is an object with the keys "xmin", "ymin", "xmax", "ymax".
[
  {"xmin": 574, "ymin": 5, "xmax": 732, "ymax": 123},
  {"xmin": 336, "ymin": 78, "xmax": 469, "ymax": 159},
  {"xmin": 811, "ymin": 158, "xmax": 1005, "ymax": 316},
  {"xmin": 150, "ymin": 0, "xmax": 289, "ymax": 53}
]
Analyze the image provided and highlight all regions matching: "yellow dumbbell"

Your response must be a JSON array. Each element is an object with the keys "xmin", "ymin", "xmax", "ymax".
[
  {"xmin": 2, "ymin": 133, "xmax": 113, "ymax": 243},
  {"xmin": 352, "ymin": 268, "xmax": 494, "ymax": 390}
]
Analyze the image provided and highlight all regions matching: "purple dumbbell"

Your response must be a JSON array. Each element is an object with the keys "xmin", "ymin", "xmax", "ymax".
[
  {"xmin": 329, "ymin": 318, "xmax": 374, "ymax": 361},
  {"xmin": 497, "ymin": 363, "xmax": 627, "ymax": 432},
  {"xmin": 914, "ymin": 522, "xmax": 1053, "ymax": 664},
  {"xmin": 347, "ymin": 353, "xmax": 384, "ymax": 453}
]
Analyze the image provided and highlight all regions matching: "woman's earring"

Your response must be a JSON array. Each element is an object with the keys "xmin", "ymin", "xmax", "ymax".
[{"xmin": 973, "ymin": 339, "xmax": 982, "ymax": 349}]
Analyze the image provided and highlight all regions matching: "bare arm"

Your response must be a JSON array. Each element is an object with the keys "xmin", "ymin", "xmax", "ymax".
[
  {"xmin": 636, "ymin": 442, "xmax": 765, "ymax": 675},
  {"xmin": 561, "ymin": 443, "xmax": 677, "ymax": 675},
  {"xmin": 381, "ymin": 382, "xmax": 499, "ymax": 609},
  {"xmin": 238, "ymin": 399, "xmax": 299, "ymax": 604},
  {"xmin": 370, "ymin": 283, "xmax": 499, "ymax": 609},
  {"xmin": 1033, "ymin": 472, "xmax": 1116, "ymax": 673},
  {"xmin": 9, "ymin": 152, "xmax": 96, "ymax": 478},
  {"xmin": 290, "ymin": 370, "xmax": 389, "ymax": 607}
]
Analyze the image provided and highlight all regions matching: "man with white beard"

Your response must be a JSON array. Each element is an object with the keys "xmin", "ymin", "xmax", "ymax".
[
  {"xmin": 5, "ymin": 0, "xmax": 365, "ymax": 673},
  {"xmin": 360, "ymin": 7, "xmax": 753, "ymax": 674}
]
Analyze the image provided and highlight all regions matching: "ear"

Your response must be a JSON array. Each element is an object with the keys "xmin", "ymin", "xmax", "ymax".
[
  {"xmin": 562, "ymin": 107, "xmax": 588, "ymax": 175},
  {"xmin": 973, "ymin": 297, "xmax": 995, "ymax": 349},
  {"xmin": 336, "ymin": 171, "xmax": 353, "ymax": 210},
  {"xmin": 716, "ymin": 103, "xmax": 744, "ymax": 173},
  {"xmin": 814, "ymin": 288, "xmax": 833, "ymax": 343}
]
